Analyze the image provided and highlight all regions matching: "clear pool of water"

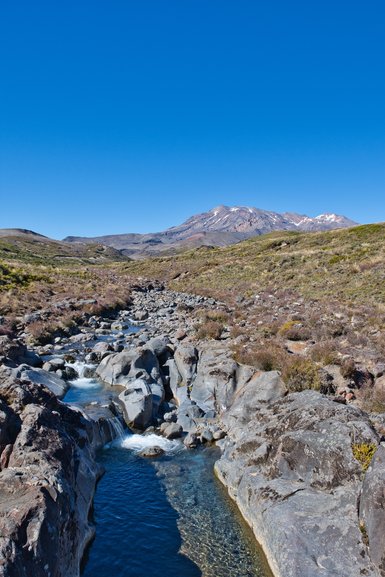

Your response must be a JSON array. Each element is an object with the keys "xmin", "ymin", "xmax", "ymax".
[{"xmin": 63, "ymin": 341, "xmax": 272, "ymax": 577}]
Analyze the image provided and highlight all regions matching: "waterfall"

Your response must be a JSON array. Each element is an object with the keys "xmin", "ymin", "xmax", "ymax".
[
  {"xmin": 107, "ymin": 416, "xmax": 125, "ymax": 440},
  {"xmin": 68, "ymin": 360, "xmax": 96, "ymax": 378}
]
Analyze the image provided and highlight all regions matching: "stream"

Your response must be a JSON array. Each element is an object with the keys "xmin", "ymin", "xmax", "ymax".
[{"xmin": 62, "ymin": 335, "xmax": 272, "ymax": 577}]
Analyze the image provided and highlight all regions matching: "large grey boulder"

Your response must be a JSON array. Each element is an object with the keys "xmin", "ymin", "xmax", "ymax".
[
  {"xmin": 216, "ymin": 390, "xmax": 381, "ymax": 577},
  {"xmin": 92, "ymin": 341, "xmax": 113, "ymax": 360},
  {"xmin": 145, "ymin": 335, "xmax": 171, "ymax": 364},
  {"xmin": 360, "ymin": 444, "xmax": 385, "ymax": 574},
  {"xmin": 96, "ymin": 350, "xmax": 136, "ymax": 385},
  {"xmin": 129, "ymin": 348, "xmax": 162, "ymax": 384},
  {"xmin": 76, "ymin": 404, "xmax": 125, "ymax": 449},
  {"xmin": 15, "ymin": 366, "xmax": 69, "ymax": 398},
  {"xmin": 118, "ymin": 379, "xmax": 153, "ymax": 430},
  {"xmin": 96, "ymin": 347, "xmax": 162, "ymax": 386}
]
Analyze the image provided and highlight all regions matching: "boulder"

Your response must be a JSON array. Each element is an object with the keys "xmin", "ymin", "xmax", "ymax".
[
  {"xmin": 216, "ymin": 390, "xmax": 380, "ymax": 577},
  {"xmin": 76, "ymin": 404, "xmax": 125, "ymax": 449},
  {"xmin": 149, "ymin": 381, "xmax": 165, "ymax": 418},
  {"xmin": 118, "ymin": 379, "xmax": 153, "ymax": 430},
  {"xmin": 0, "ymin": 336, "xmax": 42, "ymax": 367},
  {"xmin": 145, "ymin": 336, "xmax": 171, "ymax": 364},
  {"xmin": 224, "ymin": 371, "xmax": 287, "ymax": 428},
  {"xmin": 213, "ymin": 429, "xmax": 226, "ymax": 441},
  {"xmin": 92, "ymin": 341, "xmax": 114, "ymax": 359},
  {"xmin": 176, "ymin": 399, "xmax": 203, "ymax": 433},
  {"xmin": 132, "ymin": 310, "xmax": 148, "ymax": 321},
  {"xmin": 129, "ymin": 348, "xmax": 162, "ymax": 384},
  {"xmin": 163, "ymin": 411, "xmax": 177, "ymax": 423},
  {"xmin": 138, "ymin": 446, "xmax": 165, "ymax": 458},
  {"xmin": 200, "ymin": 429, "xmax": 214, "ymax": 443},
  {"xmin": 96, "ymin": 350, "xmax": 136, "ymax": 385},
  {"xmin": 16, "ymin": 367, "xmax": 69, "ymax": 399},
  {"xmin": 184, "ymin": 432, "xmax": 199, "ymax": 448},
  {"xmin": 47, "ymin": 357, "xmax": 66, "ymax": 370},
  {"xmin": 162, "ymin": 423, "xmax": 183, "ymax": 439}
]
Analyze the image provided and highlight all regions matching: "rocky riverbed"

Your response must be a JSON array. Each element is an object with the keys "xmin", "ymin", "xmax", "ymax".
[{"xmin": 1, "ymin": 283, "xmax": 385, "ymax": 576}]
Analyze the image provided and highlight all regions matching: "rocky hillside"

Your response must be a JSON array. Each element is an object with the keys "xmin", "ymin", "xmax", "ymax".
[
  {"xmin": 0, "ymin": 228, "xmax": 129, "ymax": 265},
  {"xmin": 64, "ymin": 205, "xmax": 357, "ymax": 258},
  {"xmin": 0, "ymin": 229, "xmax": 134, "ymax": 342}
]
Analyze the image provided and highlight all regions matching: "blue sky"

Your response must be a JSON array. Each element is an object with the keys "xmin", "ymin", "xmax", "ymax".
[{"xmin": 1, "ymin": 0, "xmax": 384, "ymax": 238}]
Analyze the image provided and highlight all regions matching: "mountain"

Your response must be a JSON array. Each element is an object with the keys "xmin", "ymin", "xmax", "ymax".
[
  {"xmin": 63, "ymin": 206, "xmax": 357, "ymax": 258},
  {"xmin": 164, "ymin": 205, "xmax": 356, "ymax": 237}
]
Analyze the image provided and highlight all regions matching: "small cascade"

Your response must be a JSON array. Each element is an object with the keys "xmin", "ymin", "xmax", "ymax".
[
  {"xmin": 68, "ymin": 360, "xmax": 96, "ymax": 379},
  {"xmin": 117, "ymin": 433, "xmax": 183, "ymax": 454},
  {"xmin": 107, "ymin": 417, "xmax": 125, "ymax": 441}
]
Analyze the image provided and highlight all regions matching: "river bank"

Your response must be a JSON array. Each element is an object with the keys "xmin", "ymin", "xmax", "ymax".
[{"xmin": 1, "ymin": 284, "xmax": 385, "ymax": 576}]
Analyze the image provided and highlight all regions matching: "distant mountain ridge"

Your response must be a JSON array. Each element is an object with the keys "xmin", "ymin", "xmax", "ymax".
[
  {"xmin": 164, "ymin": 205, "xmax": 356, "ymax": 237},
  {"xmin": 64, "ymin": 205, "xmax": 357, "ymax": 258}
]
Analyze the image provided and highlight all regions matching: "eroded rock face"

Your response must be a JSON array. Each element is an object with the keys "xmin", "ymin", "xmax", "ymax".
[
  {"xmin": 216, "ymin": 389, "xmax": 381, "ymax": 577},
  {"xmin": 0, "ymin": 377, "xmax": 100, "ymax": 577},
  {"xmin": 190, "ymin": 344, "xmax": 239, "ymax": 413},
  {"xmin": 360, "ymin": 444, "xmax": 385, "ymax": 575}
]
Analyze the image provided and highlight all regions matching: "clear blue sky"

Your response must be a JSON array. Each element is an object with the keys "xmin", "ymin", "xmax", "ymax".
[{"xmin": 1, "ymin": 0, "xmax": 384, "ymax": 238}]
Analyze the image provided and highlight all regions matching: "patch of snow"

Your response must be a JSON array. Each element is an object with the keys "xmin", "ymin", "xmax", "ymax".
[{"xmin": 315, "ymin": 213, "xmax": 340, "ymax": 222}]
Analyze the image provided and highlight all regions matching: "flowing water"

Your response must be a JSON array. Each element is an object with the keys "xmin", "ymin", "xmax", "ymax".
[{"xmin": 64, "ymin": 357, "xmax": 273, "ymax": 577}]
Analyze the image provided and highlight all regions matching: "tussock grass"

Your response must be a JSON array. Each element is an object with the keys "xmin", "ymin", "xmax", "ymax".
[{"xmin": 123, "ymin": 223, "xmax": 385, "ymax": 308}]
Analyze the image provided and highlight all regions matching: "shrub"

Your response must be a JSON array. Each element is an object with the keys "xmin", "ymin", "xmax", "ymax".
[
  {"xmin": 233, "ymin": 342, "xmax": 288, "ymax": 371},
  {"xmin": 281, "ymin": 358, "xmax": 321, "ymax": 392},
  {"xmin": 278, "ymin": 320, "xmax": 311, "ymax": 341},
  {"xmin": 357, "ymin": 384, "xmax": 385, "ymax": 413},
  {"xmin": 27, "ymin": 321, "xmax": 56, "ymax": 345},
  {"xmin": 196, "ymin": 320, "xmax": 223, "ymax": 340},
  {"xmin": 310, "ymin": 341, "xmax": 339, "ymax": 366},
  {"xmin": 340, "ymin": 358, "xmax": 356, "ymax": 380},
  {"xmin": 205, "ymin": 310, "xmax": 230, "ymax": 323},
  {"xmin": 352, "ymin": 443, "xmax": 377, "ymax": 472}
]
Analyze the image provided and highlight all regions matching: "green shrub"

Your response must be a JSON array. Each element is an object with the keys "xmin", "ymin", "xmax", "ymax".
[
  {"xmin": 278, "ymin": 320, "xmax": 311, "ymax": 341},
  {"xmin": 281, "ymin": 358, "xmax": 321, "ymax": 392},
  {"xmin": 352, "ymin": 443, "xmax": 377, "ymax": 472}
]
